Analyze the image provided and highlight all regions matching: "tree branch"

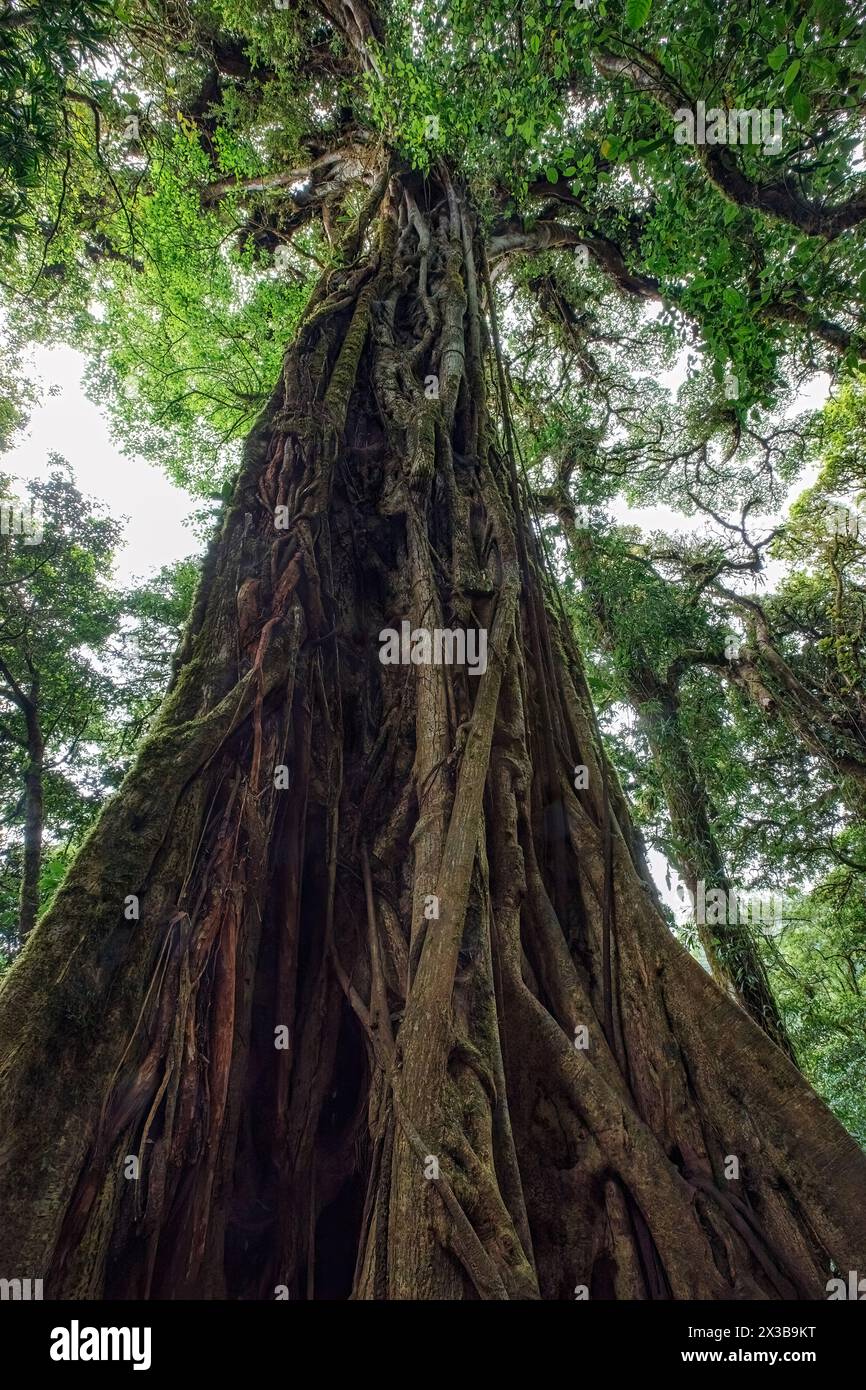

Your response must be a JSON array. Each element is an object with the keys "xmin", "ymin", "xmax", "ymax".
[{"xmin": 595, "ymin": 47, "xmax": 866, "ymax": 238}]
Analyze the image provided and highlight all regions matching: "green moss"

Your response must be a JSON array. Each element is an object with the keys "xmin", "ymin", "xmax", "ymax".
[{"xmin": 323, "ymin": 282, "xmax": 376, "ymax": 430}]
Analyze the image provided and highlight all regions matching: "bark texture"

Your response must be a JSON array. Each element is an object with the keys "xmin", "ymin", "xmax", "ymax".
[
  {"xmin": 18, "ymin": 689, "xmax": 43, "ymax": 941},
  {"xmin": 0, "ymin": 172, "xmax": 864, "ymax": 1300}
]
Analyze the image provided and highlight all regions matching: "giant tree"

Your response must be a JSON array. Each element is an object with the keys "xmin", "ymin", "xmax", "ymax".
[{"xmin": 1, "ymin": 0, "xmax": 866, "ymax": 1300}]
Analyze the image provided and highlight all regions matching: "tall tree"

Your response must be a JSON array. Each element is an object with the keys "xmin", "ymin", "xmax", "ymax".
[
  {"xmin": 0, "ymin": 468, "xmax": 120, "ymax": 942},
  {"xmin": 0, "ymin": 550, "xmax": 198, "ymax": 960},
  {"xmin": 561, "ymin": 520, "xmax": 795, "ymax": 1057},
  {"xmin": 0, "ymin": 0, "xmax": 865, "ymax": 1300}
]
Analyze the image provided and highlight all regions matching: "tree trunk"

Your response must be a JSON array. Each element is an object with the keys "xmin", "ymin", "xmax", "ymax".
[
  {"xmin": 0, "ymin": 172, "xmax": 864, "ymax": 1300},
  {"xmin": 17, "ymin": 687, "xmax": 43, "ymax": 941},
  {"xmin": 558, "ymin": 520, "xmax": 793, "ymax": 1057},
  {"xmin": 627, "ymin": 675, "xmax": 795, "ymax": 1061}
]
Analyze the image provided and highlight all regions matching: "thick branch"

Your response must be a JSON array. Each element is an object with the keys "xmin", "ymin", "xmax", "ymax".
[
  {"xmin": 488, "ymin": 219, "xmax": 661, "ymax": 299},
  {"xmin": 201, "ymin": 145, "xmax": 373, "ymax": 207},
  {"xmin": 595, "ymin": 48, "xmax": 866, "ymax": 238}
]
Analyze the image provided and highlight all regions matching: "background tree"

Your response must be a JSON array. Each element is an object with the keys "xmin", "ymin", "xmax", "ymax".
[
  {"xmin": 558, "ymin": 519, "xmax": 795, "ymax": 1056},
  {"xmin": 540, "ymin": 384, "xmax": 866, "ymax": 1138},
  {"xmin": 0, "ymin": 467, "xmax": 121, "ymax": 941},
  {"xmin": 108, "ymin": 556, "xmax": 201, "ymax": 754},
  {"xmin": 0, "ymin": 0, "xmax": 116, "ymax": 245},
  {"xmin": 0, "ymin": 540, "xmax": 197, "ymax": 960}
]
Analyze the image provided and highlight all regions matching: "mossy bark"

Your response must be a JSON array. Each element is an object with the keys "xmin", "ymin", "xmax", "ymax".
[
  {"xmin": 18, "ymin": 689, "xmax": 43, "ymax": 941},
  {"xmin": 0, "ymin": 172, "xmax": 864, "ymax": 1299}
]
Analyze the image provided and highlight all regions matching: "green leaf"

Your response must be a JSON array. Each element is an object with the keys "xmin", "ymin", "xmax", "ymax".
[
  {"xmin": 784, "ymin": 59, "xmax": 801, "ymax": 88},
  {"xmin": 625, "ymin": 0, "xmax": 652, "ymax": 30},
  {"xmin": 792, "ymin": 89, "xmax": 810, "ymax": 122},
  {"xmin": 767, "ymin": 43, "xmax": 788, "ymax": 71},
  {"xmin": 545, "ymin": 165, "xmax": 559, "ymax": 183}
]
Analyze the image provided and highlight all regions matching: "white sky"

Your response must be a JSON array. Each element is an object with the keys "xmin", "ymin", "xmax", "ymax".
[
  {"xmin": 5, "ymin": 344, "xmax": 202, "ymax": 585},
  {"xmin": 608, "ymin": 368, "xmax": 831, "ymax": 545}
]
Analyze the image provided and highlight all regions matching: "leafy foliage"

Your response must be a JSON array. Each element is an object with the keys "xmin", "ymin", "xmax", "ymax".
[{"xmin": 0, "ymin": 1, "xmax": 116, "ymax": 244}]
